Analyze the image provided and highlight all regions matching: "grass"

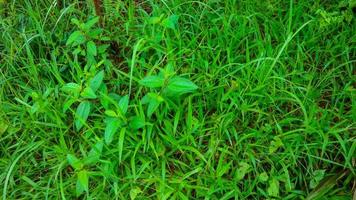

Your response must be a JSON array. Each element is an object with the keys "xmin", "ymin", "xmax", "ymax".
[{"xmin": 0, "ymin": 0, "xmax": 355, "ymax": 199}]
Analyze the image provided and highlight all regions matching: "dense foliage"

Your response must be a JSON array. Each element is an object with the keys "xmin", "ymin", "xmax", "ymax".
[{"xmin": 0, "ymin": 0, "xmax": 355, "ymax": 199}]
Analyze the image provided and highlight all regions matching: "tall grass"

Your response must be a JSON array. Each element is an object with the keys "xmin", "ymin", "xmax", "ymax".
[{"xmin": 0, "ymin": 0, "xmax": 355, "ymax": 199}]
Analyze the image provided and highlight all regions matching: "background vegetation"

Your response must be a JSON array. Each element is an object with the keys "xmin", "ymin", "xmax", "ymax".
[{"xmin": 0, "ymin": 0, "xmax": 355, "ymax": 199}]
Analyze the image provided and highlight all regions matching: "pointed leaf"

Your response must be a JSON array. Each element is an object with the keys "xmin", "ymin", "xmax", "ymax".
[
  {"xmin": 139, "ymin": 75, "xmax": 165, "ymax": 88},
  {"xmin": 84, "ymin": 17, "xmax": 99, "ymax": 30},
  {"xmin": 75, "ymin": 101, "xmax": 91, "ymax": 131},
  {"xmin": 90, "ymin": 70, "xmax": 104, "ymax": 92},
  {"xmin": 148, "ymin": 16, "xmax": 163, "ymax": 24},
  {"xmin": 76, "ymin": 179, "xmax": 85, "ymax": 197},
  {"xmin": 67, "ymin": 154, "xmax": 82, "ymax": 170},
  {"xmin": 165, "ymin": 77, "xmax": 198, "ymax": 95},
  {"xmin": 99, "ymin": 83, "xmax": 109, "ymax": 109},
  {"xmin": 141, "ymin": 94, "xmax": 150, "ymax": 104},
  {"xmin": 66, "ymin": 31, "xmax": 85, "ymax": 46},
  {"xmin": 105, "ymin": 110, "xmax": 117, "ymax": 117},
  {"xmin": 63, "ymin": 98, "xmax": 77, "ymax": 113},
  {"xmin": 84, "ymin": 140, "xmax": 104, "ymax": 165},
  {"xmin": 145, "ymin": 93, "xmax": 164, "ymax": 117},
  {"xmin": 118, "ymin": 95, "xmax": 129, "ymax": 114},
  {"xmin": 81, "ymin": 87, "xmax": 97, "ymax": 99},
  {"xmin": 118, "ymin": 128, "xmax": 126, "ymax": 163},
  {"xmin": 77, "ymin": 170, "xmax": 89, "ymax": 192},
  {"xmin": 87, "ymin": 41, "xmax": 97, "ymax": 56},
  {"xmin": 62, "ymin": 83, "xmax": 81, "ymax": 94},
  {"xmin": 104, "ymin": 118, "xmax": 120, "ymax": 144},
  {"xmin": 129, "ymin": 116, "xmax": 145, "ymax": 130},
  {"xmin": 161, "ymin": 15, "xmax": 179, "ymax": 30}
]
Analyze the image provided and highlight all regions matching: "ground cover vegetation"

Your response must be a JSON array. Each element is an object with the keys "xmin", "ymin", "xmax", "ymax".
[{"xmin": 0, "ymin": 0, "xmax": 355, "ymax": 199}]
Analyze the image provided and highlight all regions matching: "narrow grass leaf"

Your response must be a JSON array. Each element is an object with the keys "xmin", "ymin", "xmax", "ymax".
[
  {"xmin": 306, "ymin": 169, "xmax": 349, "ymax": 200},
  {"xmin": 118, "ymin": 128, "xmax": 126, "ymax": 163}
]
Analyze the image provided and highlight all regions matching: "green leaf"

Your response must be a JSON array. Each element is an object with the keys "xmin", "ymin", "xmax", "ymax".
[
  {"xmin": 66, "ymin": 31, "xmax": 85, "ymax": 46},
  {"xmin": 129, "ymin": 116, "xmax": 145, "ymax": 130},
  {"xmin": 269, "ymin": 137, "xmax": 284, "ymax": 153},
  {"xmin": 147, "ymin": 100, "xmax": 160, "ymax": 118},
  {"xmin": 63, "ymin": 98, "xmax": 77, "ymax": 113},
  {"xmin": 83, "ymin": 17, "xmax": 99, "ymax": 30},
  {"xmin": 139, "ymin": 75, "xmax": 165, "ymax": 88},
  {"xmin": 161, "ymin": 15, "xmax": 179, "ymax": 30},
  {"xmin": 67, "ymin": 154, "xmax": 82, "ymax": 170},
  {"xmin": 104, "ymin": 118, "xmax": 120, "ymax": 144},
  {"xmin": 62, "ymin": 83, "xmax": 81, "ymax": 94},
  {"xmin": 310, "ymin": 170, "xmax": 326, "ymax": 189},
  {"xmin": 70, "ymin": 18, "xmax": 81, "ymax": 27},
  {"xmin": 84, "ymin": 140, "xmax": 104, "ymax": 165},
  {"xmin": 118, "ymin": 95, "xmax": 129, "ymax": 114},
  {"xmin": 99, "ymin": 83, "xmax": 109, "ymax": 109},
  {"xmin": 87, "ymin": 41, "xmax": 97, "ymax": 56},
  {"xmin": 306, "ymin": 169, "xmax": 349, "ymax": 200},
  {"xmin": 217, "ymin": 161, "xmax": 232, "ymax": 178},
  {"xmin": 267, "ymin": 178, "xmax": 280, "ymax": 197},
  {"xmin": 160, "ymin": 64, "xmax": 175, "ymax": 78},
  {"xmin": 90, "ymin": 70, "xmax": 104, "ymax": 92},
  {"xmin": 130, "ymin": 187, "xmax": 142, "ymax": 200},
  {"xmin": 148, "ymin": 15, "xmax": 163, "ymax": 24},
  {"xmin": 105, "ymin": 110, "xmax": 117, "ymax": 117},
  {"xmin": 258, "ymin": 172, "xmax": 269, "ymax": 182},
  {"xmin": 87, "ymin": 28, "xmax": 102, "ymax": 39},
  {"xmin": 77, "ymin": 170, "xmax": 89, "ymax": 193},
  {"xmin": 118, "ymin": 128, "xmax": 126, "ymax": 163},
  {"xmin": 0, "ymin": 121, "xmax": 8, "ymax": 135},
  {"xmin": 76, "ymin": 179, "xmax": 85, "ymax": 197},
  {"xmin": 81, "ymin": 87, "xmax": 97, "ymax": 99},
  {"xmin": 141, "ymin": 93, "xmax": 164, "ymax": 117},
  {"xmin": 75, "ymin": 101, "xmax": 91, "ymax": 131},
  {"xmin": 235, "ymin": 162, "xmax": 251, "ymax": 181},
  {"xmin": 165, "ymin": 77, "xmax": 198, "ymax": 96}
]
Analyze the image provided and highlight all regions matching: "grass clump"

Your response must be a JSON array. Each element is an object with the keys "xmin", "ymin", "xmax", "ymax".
[{"xmin": 0, "ymin": 0, "xmax": 355, "ymax": 199}]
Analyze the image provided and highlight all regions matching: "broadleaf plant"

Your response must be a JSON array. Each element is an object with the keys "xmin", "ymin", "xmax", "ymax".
[{"xmin": 139, "ymin": 65, "xmax": 198, "ymax": 118}]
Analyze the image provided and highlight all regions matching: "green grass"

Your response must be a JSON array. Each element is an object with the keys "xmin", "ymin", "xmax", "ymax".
[{"xmin": 0, "ymin": 0, "xmax": 355, "ymax": 199}]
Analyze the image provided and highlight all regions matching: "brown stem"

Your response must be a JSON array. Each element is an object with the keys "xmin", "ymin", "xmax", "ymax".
[{"xmin": 93, "ymin": 0, "xmax": 102, "ymax": 17}]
